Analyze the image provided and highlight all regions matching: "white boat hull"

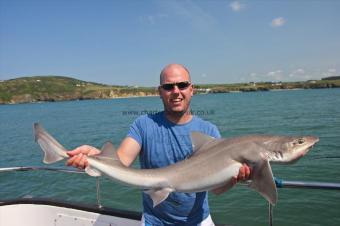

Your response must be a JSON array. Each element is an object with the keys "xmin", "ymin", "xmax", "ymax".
[{"xmin": 0, "ymin": 198, "xmax": 141, "ymax": 226}]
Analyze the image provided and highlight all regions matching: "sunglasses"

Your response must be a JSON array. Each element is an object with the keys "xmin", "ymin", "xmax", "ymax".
[{"xmin": 160, "ymin": 81, "xmax": 191, "ymax": 91}]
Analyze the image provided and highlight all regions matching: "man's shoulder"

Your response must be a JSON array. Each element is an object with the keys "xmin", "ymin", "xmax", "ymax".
[
  {"xmin": 133, "ymin": 111, "xmax": 164, "ymax": 125},
  {"xmin": 191, "ymin": 115, "xmax": 217, "ymax": 128},
  {"xmin": 191, "ymin": 116, "xmax": 220, "ymax": 138}
]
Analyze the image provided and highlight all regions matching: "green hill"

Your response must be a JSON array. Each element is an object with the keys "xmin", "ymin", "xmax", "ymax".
[
  {"xmin": 1, "ymin": 75, "xmax": 340, "ymax": 104},
  {"xmin": 0, "ymin": 76, "xmax": 157, "ymax": 104}
]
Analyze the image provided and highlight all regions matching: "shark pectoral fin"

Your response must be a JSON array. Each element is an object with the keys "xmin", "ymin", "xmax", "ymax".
[
  {"xmin": 249, "ymin": 160, "xmax": 277, "ymax": 205},
  {"xmin": 145, "ymin": 188, "xmax": 173, "ymax": 207},
  {"xmin": 85, "ymin": 166, "xmax": 102, "ymax": 177}
]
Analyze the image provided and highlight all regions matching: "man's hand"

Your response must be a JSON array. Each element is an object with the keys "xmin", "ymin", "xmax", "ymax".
[
  {"xmin": 66, "ymin": 145, "xmax": 100, "ymax": 169},
  {"xmin": 212, "ymin": 163, "xmax": 251, "ymax": 195}
]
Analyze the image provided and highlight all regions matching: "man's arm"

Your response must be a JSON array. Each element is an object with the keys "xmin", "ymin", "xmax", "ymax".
[
  {"xmin": 67, "ymin": 137, "xmax": 141, "ymax": 168},
  {"xmin": 211, "ymin": 163, "xmax": 251, "ymax": 195},
  {"xmin": 116, "ymin": 137, "xmax": 141, "ymax": 167}
]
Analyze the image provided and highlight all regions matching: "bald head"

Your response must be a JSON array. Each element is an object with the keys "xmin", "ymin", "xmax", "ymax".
[{"xmin": 160, "ymin": 64, "xmax": 191, "ymax": 84}]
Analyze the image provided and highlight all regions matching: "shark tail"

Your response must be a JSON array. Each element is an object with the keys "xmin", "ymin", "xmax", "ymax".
[{"xmin": 34, "ymin": 123, "xmax": 68, "ymax": 164}]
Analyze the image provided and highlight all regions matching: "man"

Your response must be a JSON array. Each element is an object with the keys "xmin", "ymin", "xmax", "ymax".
[{"xmin": 67, "ymin": 64, "xmax": 250, "ymax": 225}]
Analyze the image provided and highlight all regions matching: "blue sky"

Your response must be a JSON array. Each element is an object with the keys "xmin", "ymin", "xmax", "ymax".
[{"xmin": 0, "ymin": 0, "xmax": 339, "ymax": 86}]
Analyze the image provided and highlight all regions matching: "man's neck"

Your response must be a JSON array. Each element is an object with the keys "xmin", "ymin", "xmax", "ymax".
[{"xmin": 165, "ymin": 109, "xmax": 193, "ymax": 125}]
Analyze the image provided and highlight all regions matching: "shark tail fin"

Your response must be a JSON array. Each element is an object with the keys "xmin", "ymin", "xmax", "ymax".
[
  {"xmin": 249, "ymin": 159, "xmax": 277, "ymax": 206},
  {"xmin": 33, "ymin": 123, "xmax": 68, "ymax": 164}
]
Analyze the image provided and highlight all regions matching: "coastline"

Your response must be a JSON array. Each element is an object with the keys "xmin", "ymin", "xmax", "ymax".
[
  {"xmin": 2, "ymin": 87, "xmax": 339, "ymax": 105},
  {"xmin": 0, "ymin": 94, "xmax": 160, "ymax": 105},
  {"xmin": 1, "ymin": 75, "xmax": 340, "ymax": 105}
]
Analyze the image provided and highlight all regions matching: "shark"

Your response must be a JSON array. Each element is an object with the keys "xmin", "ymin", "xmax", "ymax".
[{"xmin": 33, "ymin": 122, "xmax": 319, "ymax": 207}]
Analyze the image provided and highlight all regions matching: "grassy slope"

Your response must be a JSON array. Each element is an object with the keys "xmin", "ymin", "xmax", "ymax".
[
  {"xmin": 0, "ymin": 76, "xmax": 157, "ymax": 104},
  {"xmin": 1, "ymin": 75, "xmax": 339, "ymax": 104}
]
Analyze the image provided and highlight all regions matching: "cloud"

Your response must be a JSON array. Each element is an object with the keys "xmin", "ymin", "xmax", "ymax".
[
  {"xmin": 271, "ymin": 17, "xmax": 286, "ymax": 27},
  {"xmin": 267, "ymin": 70, "xmax": 282, "ymax": 76},
  {"xmin": 288, "ymin": 68, "xmax": 312, "ymax": 80},
  {"xmin": 250, "ymin": 72, "xmax": 257, "ymax": 78},
  {"xmin": 321, "ymin": 68, "xmax": 338, "ymax": 78},
  {"xmin": 247, "ymin": 67, "xmax": 337, "ymax": 82},
  {"xmin": 161, "ymin": 0, "xmax": 217, "ymax": 31},
  {"xmin": 246, "ymin": 71, "xmax": 283, "ymax": 82},
  {"xmin": 266, "ymin": 70, "xmax": 284, "ymax": 81},
  {"xmin": 328, "ymin": 68, "xmax": 336, "ymax": 73},
  {"xmin": 140, "ymin": 13, "xmax": 168, "ymax": 25},
  {"xmin": 230, "ymin": 1, "xmax": 245, "ymax": 12},
  {"xmin": 289, "ymin": 68, "xmax": 305, "ymax": 77},
  {"xmin": 296, "ymin": 68, "xmax": 305, "ymax": 74}
]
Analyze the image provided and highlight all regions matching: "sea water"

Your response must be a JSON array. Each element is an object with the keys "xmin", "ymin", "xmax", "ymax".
[{"xmin": 0, "ymin": 88, "xmax": 339, "ymax": 226}]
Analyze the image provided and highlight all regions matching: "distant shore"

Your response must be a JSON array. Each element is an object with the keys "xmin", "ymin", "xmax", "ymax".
[{"xmin": 1, "ymin": 75, "xmax": 340, "ymax": 105}]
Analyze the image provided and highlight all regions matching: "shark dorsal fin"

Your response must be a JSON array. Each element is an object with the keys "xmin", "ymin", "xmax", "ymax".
[
  {"xmin": 99, "ymin": 141, "xmax": 119, "ymax": 160},
  {"xmin": 191, "ymin": 132, "xmax": 216, "ymax": 153},
  {"xmin": 85, "ymin": 142, "xmax": 121, "ymax": 178}
]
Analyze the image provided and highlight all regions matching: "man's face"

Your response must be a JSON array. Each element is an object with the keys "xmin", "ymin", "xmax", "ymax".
[{"xmin": 159, "ymin": 67, "xmax": 193, "ymax": 116}]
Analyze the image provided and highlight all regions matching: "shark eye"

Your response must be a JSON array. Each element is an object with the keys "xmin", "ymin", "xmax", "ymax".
[
  {"xmin": 293, "ymin": 138, "xmax": 305, "ymax": 145},
  {"xmin": 298, "ymin": 138, "xmax": 305, "ymax": 144}
]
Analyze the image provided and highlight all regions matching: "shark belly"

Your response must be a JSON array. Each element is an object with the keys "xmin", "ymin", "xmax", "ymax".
[
  {"xmin": 87, "ymin": 158, "xmax": 170, "ymax": 189},
  {"xmin": 170, "ymin": 160, "xmax": 242, "ymax": 192}
]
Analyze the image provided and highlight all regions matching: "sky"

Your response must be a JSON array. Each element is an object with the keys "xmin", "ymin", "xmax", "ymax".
[{"xmin": 0, "ymin": 0, "xmax": 339, "ymax": 86}]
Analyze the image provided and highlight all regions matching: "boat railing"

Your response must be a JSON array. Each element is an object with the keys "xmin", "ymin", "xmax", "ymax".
[
  {"xmin": 0, "ymin": 166, "xmax": 103, "ymax": 208},
  {"xmin": 241, "ymin": 178, "xmax": 340, "ymax": 226},
  {"xmin": 1, "ymin": 166, "xmax": 340, "ymax": 226}
]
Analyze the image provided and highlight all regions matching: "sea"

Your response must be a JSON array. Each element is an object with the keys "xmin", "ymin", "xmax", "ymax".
[{"xmin": 0, "ymin": 88, "xmax": 339, "ymax": 226}]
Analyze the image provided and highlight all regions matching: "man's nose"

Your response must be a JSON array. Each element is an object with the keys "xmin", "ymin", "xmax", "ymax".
[{"xmin": 171, "ymin": 85, "xmax": 181, "ymax": 93}]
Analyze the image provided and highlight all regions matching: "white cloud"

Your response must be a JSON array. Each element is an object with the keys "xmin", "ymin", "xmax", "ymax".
[
  {"xmin": 267, "ymin": 70, "xmax": 282, "ymax": 76},
  {"xmin": 247, "ymin": 68, "xmax": 333, "ymax": 82},
  {"xmin": 296, "ymin": 68, "xmax": 305, "ymax": 74},
  {"xmin": 230, "ymin": 1, "xmax": 245, "ymax": 12},
  {"xmin": 321, "ymin": 68, "xmax": 338, "ymax": 78},
  {"xmin": 288, "ymin": 68, "xmax": 312, "ymax": 80},
  {"xmin": 266, "ymin": 70, "xmax": 283, "ymax": 81},
  {"xmin": 161, "ymin": 0, "xmax": 217, "ymax": 31},
  {"xmin": 247, "ymin": 72, "xmax": 260, "ymax": 82},
  {"xmin": 140, "ymin": 13, "xmax": 168, "ymax": 25},
  {"xmin": 246, "ymin": 71, "xmax": 283, "ymax": 82},
  {"xmin": 328, "ymin": 68, "xmax": 336, "ymax": 73},
  {"xmin": 289, "ymin": 68, "xmax": 305, "ymax": 77},
  {"xmin": 271, "ymin": 17, "xmax": 286, "ymax": 27}
]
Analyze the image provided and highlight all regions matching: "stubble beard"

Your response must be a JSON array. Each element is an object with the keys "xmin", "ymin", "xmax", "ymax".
[{"xmin": 164, "ymin": 101, "xmax": 191, "ymax": 120}]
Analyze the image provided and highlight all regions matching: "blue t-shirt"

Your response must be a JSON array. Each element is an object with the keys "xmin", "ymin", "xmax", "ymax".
[{"xmin": 127, "ymin": 111, "xmax": 221, "ymax": 225}]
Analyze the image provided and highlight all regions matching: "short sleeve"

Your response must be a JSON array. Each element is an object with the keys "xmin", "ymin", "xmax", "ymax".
[
  {"xmin": 210, "ymin": 124, "xmax": 221, "ymax": 139},
  {"xmin": 126, "ymin": 117, "xmax": 143, "ymax": 146}
]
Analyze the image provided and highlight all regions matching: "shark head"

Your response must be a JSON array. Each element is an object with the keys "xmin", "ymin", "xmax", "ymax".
[{"xmin": 261, "ymin": 136, "xmax": 319, "ymax": 164}]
